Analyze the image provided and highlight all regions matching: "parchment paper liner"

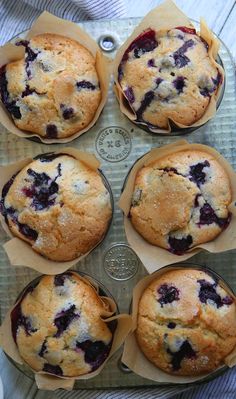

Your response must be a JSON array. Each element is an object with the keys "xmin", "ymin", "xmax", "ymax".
[
  {"xmin": 119, "ymin": 140, "xmax": 236, "ymax": 273},
  {"xmin": 0, "ymin": 147, "xmax": 113, "ymax": 274},
  {"xmin": 113, "ymin": 0, "xmax": 224, "ymax": 134},
  {"xmin": 0, "ymin": 271, "xmax": 132, "ymax": 390},
  {"xmin": 0, "ymin": 11, "xmax": 111, "ymax": 144},
  {"xmin": 122, "ymin": 263, "xmax": 236, "ymax": 384}
]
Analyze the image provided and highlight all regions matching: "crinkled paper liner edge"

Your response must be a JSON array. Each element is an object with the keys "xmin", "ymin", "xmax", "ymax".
[
  {"xmin": 118, "ymin": 140, "xmax": 236, "ymax": 273},
  {"xmin": 0, "ymin": 11, "xmax": 111, "ymax": 143},
  {"xmin": 0, "ymin": 271, "xmax": 132, "ymax": 390},
  {"xmin": 0, "ymin": 147, "xmax": 112, "ymax": 274},
  {"xmin": 113, "ymin": 0, "xmax": 224, "ymax": 134},
  {"xmin": 121, "ymin": 263, "xmax": 236, "ymax": 383}
]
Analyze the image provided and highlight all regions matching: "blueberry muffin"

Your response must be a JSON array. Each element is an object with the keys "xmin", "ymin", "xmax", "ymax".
[
  {"xmin": 117, "ymin": 27, "xmax": 223, "ymax": 130},
  {"xmin": 0, "ymin": 153, "xmax": 112, "ymax": 261},
  {"xmin": 0, "ymin": 34, "xmax": 101, "ymax": 139},
  {"xmin": 130, "ymin": 150, "xmax": 231, "ymax": 254},
  {"xmin": 136, "ymin": 268, "xmax": 236, "ymax": 376},
  {"xmin": 11, "ymin": 272, "xmax": 115, "ymax": 376}
]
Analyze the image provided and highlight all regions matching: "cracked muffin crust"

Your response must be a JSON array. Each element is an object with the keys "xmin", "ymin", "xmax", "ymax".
[
  {"xmin": 130, "ymin": 150, "xmax": 231, "ymax": 255},
  {"xmin": 118, "ymin": 27, "xmax": 222, "ymax": 129},
  {"xmin": 0, "ymin": 153, "xmax": 112, "ymax": 261},
  {"xmin": 136, "ymin": 268, "xmax": 236, "ymax": 376},
  {"xmin": 0, "ymin": 34, "xmax": 101, "ymax": 139},
  {"xmin": 11, "ymin": 272, "xmax": 115, "ymax": 377}
]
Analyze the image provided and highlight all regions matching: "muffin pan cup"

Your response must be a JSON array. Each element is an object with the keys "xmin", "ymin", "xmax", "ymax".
[
  {"xmin": 122, "ymin": 262, "xmax": 236, "ymax": 384},
  {"xmin": 113, "ymin": 0, "xmax": 224, "ymax": 135},
  {"xmin": 119, "ymin": 140, "xmax": 236, "ymax": 273},
  {"xmin": 0, "ymin": 11, "xmax": 111, "ymax": 144},
  {"xmin": 0, "ymin": 148, "xmax": 114, "ymax": 274},
  {"xmin": 0, "ymin": 270, "xmax": 132, "ymax": 390}
]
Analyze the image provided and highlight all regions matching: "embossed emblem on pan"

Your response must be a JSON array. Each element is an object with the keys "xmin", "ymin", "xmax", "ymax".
[
  {"xmin": 96, "ymin": 126, "xmax": 132, "ymax": 162},
  {"xmin": 104, "ymin": 243, "xmax": 139, "ymax": 280}
]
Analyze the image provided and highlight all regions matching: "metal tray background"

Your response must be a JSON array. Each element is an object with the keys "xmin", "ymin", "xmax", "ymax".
[{"xmin": 0, "ymin": 17, "xmax": 236, "ymax": 389}]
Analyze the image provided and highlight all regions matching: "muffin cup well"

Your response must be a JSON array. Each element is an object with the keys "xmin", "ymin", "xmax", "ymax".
[
  {"xmin": 113, "ymin": 0, "xmax": 224, "ymax": 135},
  {"xmin": 0, "ymin": 147, "xmax": 114, "ymax": 274},
  {"xmin": 0, "ymin": 271, "xmax": 132, "ymax": 390},
  {"xmin": 0, "ymin": 11, "xmax": 111, "ymax": 144},
  {"xmin": 119, "ymin": 140, "xmax": 236, "ymax": 273},
  {"xmin": 122, "ymin": 263, "xmax": 236, "ymax": 384}
]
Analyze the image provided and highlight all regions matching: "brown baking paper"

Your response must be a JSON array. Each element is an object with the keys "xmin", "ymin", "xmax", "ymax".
[
  {"xmin": 0, "ymin": 148, "xmax": 112, "ymax": 274},
  {"xmin": 122, "ymin": 263, "xmax": 236, "ymax": 383},
  {"xmin": 119, "ymin": 140, "xmax": 236, "ymax": 273},
  {"xmin": 113, "ymin": 0, "xmax": 224, "ymax": 134},
  {"xmin": 0, "ymin": 11, "xmax": 111, "ymax": 144},
  {"xmin": 0, "ymin": 271, "xmax": 132, "ymax": 390}
]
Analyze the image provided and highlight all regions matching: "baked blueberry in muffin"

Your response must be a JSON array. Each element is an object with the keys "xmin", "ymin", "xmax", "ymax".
[
  {"xmin": 0, "ymin": 34, "xmax": 101, "ymax": 139},
  {"xmin": 130, "ymin": 150, "xmax": 231, "ymax": 254},
  {"xmin": 117, "ymin": 27, "xmax": 223, "ymax": 130},
  {"xmin": 11, "ymin": 272, "xmax": 115, "ymax": 376},
  {"xmin": 0, "ymin": 153, "xmax": 112, "ymax": 261},
  {"xmin": 136, "ymin": 268, "xmax": 236, "ymax": 376}
]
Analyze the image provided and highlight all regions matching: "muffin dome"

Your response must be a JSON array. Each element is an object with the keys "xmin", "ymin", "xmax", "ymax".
[
  {"xmin": 130, "ymin": 150, "xmax": 231, "ymax": 254},
  {"xmin": 118, "ymin": 27, "xmax": 222, "ymax": 129},
  {"xmin": 136, "ymin": 268, "xmax": 236, "ymax": 376},
  {"xmin": 11, "ymin": 272, "xmax": 114, "ymax": 377},
  {"xmin": 0, "ymin": 153, "xmax": 112, "ymax": 261},
  {"xmin": 0, "ymin": 33, "xmax": 101, "ymax": 139}
]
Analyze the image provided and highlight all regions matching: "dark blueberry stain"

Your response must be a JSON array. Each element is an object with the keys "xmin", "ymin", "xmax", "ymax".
[
  {"xmin": 197, "ymin": 279, "xmax": 233, "ymax": 308},
  {"xmin": 158, "ymin": 284, "xmax": 180, "ymax": 307},
  {"xmin": 43, "ymin": 364, "xmax": 63, "ymax": 376},
  {"xmin": 16, "ymin": 40, "xmax": 39, "ymax": 79},
  {"xmin": 11, "ymin": 284, "xmax": 39, "ymax": 343},
  {"xmin": 22, "ymin": 166, "xmax": 61, "ymax": 211},
  {"xmin": 60, "ymin": 104, "xmax": 75, "ymax": 120},
  {"xmin": 46, "ymin": 124, "xmax": 58, "ymax": 139},
  {"xmin": 175, "ymin": 26, "xmax": 196, "ymax": 35},
  {"xmin": 199, "ymin": 203, "xmax": 231, "ymax": 229},
  {"xmin": 1, "ymin": 174, "xmax": 38, "ymax": 241},
  {"xmin": 167, "ymin": 322, "xmax": 176, "ymax": 329},
  {"xmin": 18, "ymin": 222, "xmax": 38, "ymax": 240},
  {"xmin": 124, "ymin": 86, "xmax": 135, "ymax": 104},
  {"xmin": 212, "ymin": 71, "xmax": 222, "ymax": 86},
  {"xmin": 156, "ymin": 77, "xmax": 163, "ymax": 87},
  {"xmin": 173, "ymin": 39, "xmax": 195, "ymax": 68},
  {"xmin": 54, "ymin": 305, "xmax": 79, "ymax": 337},
  {"xmin": 0, "ymin": 65, "xmax": 22, "ymax": 119},
  {"xmin": 118, "ymin": 64, "xmax": 123, "ymax": 82},
  {"xmin": 119, "ymin": 29, "xmax": 157, "ymax": 83},
  {"xmin": 201, "ymin": 71, "xmax": 222, "ymax": 97},
  {"xmin": 168, "ymin": 235, "xmax": 193, "ymax": 255},
  {"xmin": 189, "ymin": 160, "xmax": 210, "ymax": 186},
  {"xmin": 76, "ymin": 80, "xmax": 96, "ymax": 91},
  {"xmin": 136, "ymin": 90, "xmax": 155, "ymax": 121},
  {"xmin": 76, "ymin": 339, "xmax": 111, "ymax": 371},
  {"xmin": 54, "ymin": 272, "xmax": 72, "ymax": 287},
  {"xmin": 173, "ymin": 76, "xmax": 185, "ymax": 93},
  {"xmin": 194, "ymin": 194, "xmax": 201, "ymax": 207},
  {"xmin": 38, "ymin": 339, "xmax": 47, "ymax": 357},
  {"xmin": 22, "ymin": 85, "xmax": 38, "ymax": 98},
  {"xmin": 167, "ymin": 340, "xmax": 196, "ymax": 371},
  {"xmin": 130, "ymin": 30, "xmax": 157, "ymax": 59},
  {"xmin": 147, "ymin": 58, "xmax": 155, "ymax": 67},
  {"xmin": 162, "ymin": 167, "xmax": 179, "ymax": 174}
]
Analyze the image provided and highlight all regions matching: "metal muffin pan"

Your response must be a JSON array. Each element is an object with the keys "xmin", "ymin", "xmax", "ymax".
[{"xmin": 0, "ymin": 17, "xmax": 236, "ymax": 389}]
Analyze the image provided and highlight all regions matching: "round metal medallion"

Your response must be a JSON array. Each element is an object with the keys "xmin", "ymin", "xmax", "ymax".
[
  {"xmin": 95, "ymin": 126, "xmax": 132, "ymax": 162},
  {"xmin": 104, "ymin": 244, "xmax": 139, "ymax": 281}
]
